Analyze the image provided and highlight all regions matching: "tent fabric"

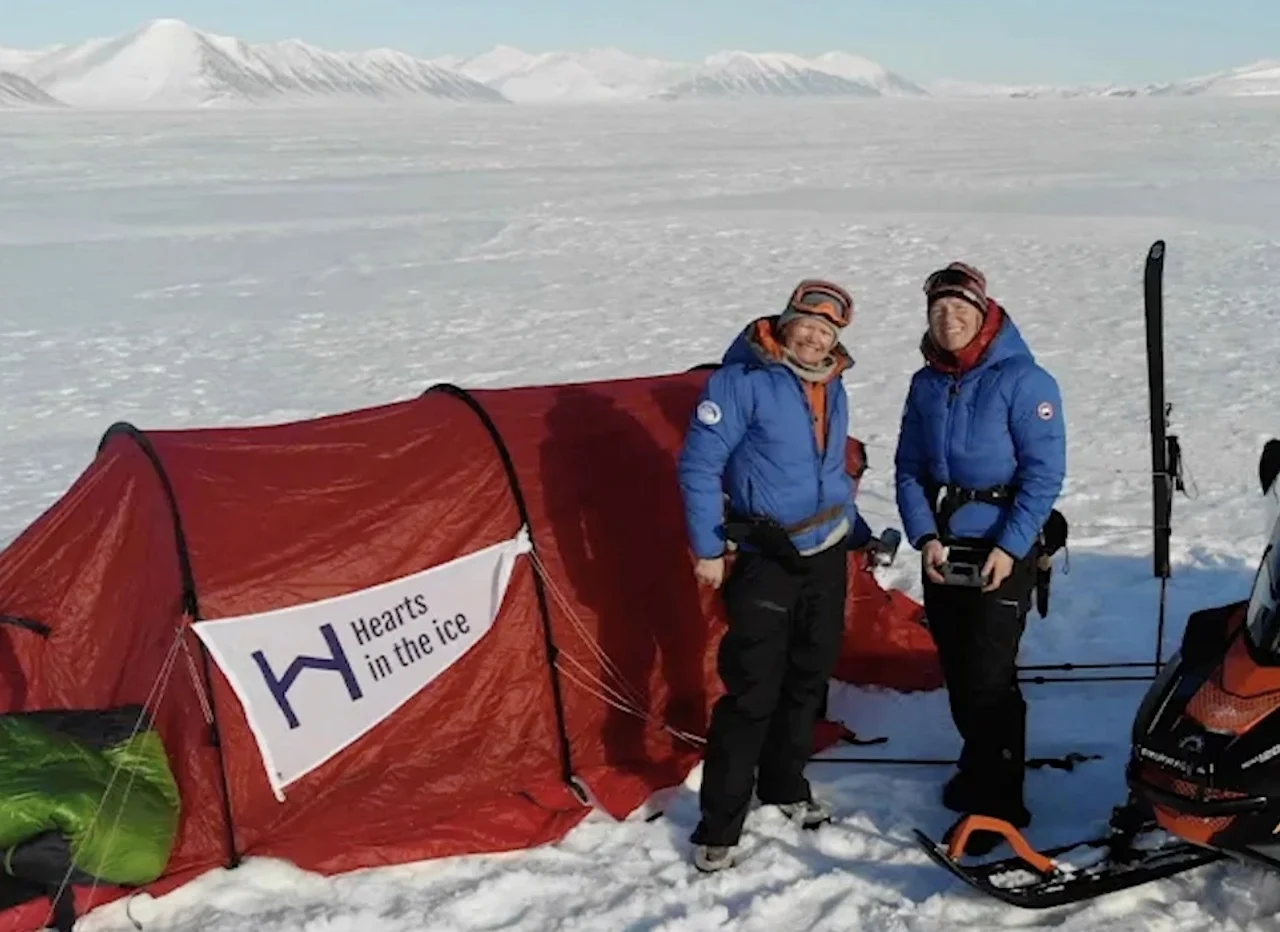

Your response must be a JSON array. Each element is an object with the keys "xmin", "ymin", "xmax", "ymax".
[{"xmin": 0, "ymin": 367, "xmax": 940, "ymax": 931}]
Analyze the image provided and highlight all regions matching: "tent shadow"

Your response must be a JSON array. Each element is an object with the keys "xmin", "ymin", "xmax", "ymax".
[{"xmin": 540, "ymin": 385, "xmax": 711, "ymax": 774}]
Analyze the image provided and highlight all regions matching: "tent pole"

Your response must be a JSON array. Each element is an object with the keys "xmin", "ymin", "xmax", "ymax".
[
  {"xmin": 192, "ymin": 608, "xmax": 242, "ymax": 869},
  {"xmin": 424, "ymin": 385, "xmax": 582, "ymax": 802},
  {"xmin": 98, "ymin": 422, "xmax": 241, "ymax": 868}
]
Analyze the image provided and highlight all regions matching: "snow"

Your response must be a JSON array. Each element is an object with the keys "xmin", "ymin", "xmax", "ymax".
[
  {"xmin": 2, "ymin": 20, "xmax": 1276, "ymax": 107},
  {"xmin": 451, "ymin": 45, "xmax": 689, "ymax": 102},
  {"xmin": 930, "ymin": 60, "xmax": 1280, "ymax": 99},
  {"xmin": 659, "ymin": 51, "xmax": 886, "ymax": 99},
  {"xmin": 1, "ymin": 18, "xmax": 503, "ymax": 108},
  {"xmin": 3, "ymin": 94, "xmax": 1280, "ymax": 929},
  {"xmin": 810, "ymin": 51, "xmax": 926, "ymax": 96},
  {"xmin": 445, "ymin": 46, "xmax": 925, "ymax": 101},
  {"xmin": 1152, "ymin": 59, "xmax": 1280, "ymax": 97},
  {"xmin": 0, "ymin": 72, "xmax": 62, "ymax": 108}
]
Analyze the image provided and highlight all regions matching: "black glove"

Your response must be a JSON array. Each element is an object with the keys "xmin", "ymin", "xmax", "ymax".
[{"xmin": 858, "ymin": 528, "xmax": 902, "ymax": 567}]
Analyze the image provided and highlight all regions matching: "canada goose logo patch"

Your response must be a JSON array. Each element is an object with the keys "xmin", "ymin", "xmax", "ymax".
[
  {"xmin": 1037, "ymin": 401, "xmax": 1054, "ymax": 421},
  {"xmin": 697, "ymin": 401, "xmax": 722, "ymax": 425}
]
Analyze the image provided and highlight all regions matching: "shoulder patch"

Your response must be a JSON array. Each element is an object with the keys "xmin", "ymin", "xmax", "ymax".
[
  {"xmin": 1037, "ymin": 401, "xmax": 1054, "ymax": 421},
  {"xmin": 696, "ymin": 400, "xmax": 722, "ymax": 425}
]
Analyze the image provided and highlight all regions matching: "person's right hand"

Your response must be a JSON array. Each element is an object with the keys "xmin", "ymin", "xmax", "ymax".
[
  {"xmin": 922, "ymin": 539, "xmax": 947, "ymax": 584},
  {"xmin": 695, "ymin": 556, "xmax": 726, "ymax": 588}
]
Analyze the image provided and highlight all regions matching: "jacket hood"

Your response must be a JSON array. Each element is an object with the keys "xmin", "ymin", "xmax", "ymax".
[
  {"xmin": 980, "ymin": 308, "xmax": 1034, "ymax": 367},
  {"xmin": 723, "ymin": 316, "xmax": 853, "ymax": 381},
  {"xmin": 922, "ymin": 301, "xmax": 1032, "ymax": 376}
]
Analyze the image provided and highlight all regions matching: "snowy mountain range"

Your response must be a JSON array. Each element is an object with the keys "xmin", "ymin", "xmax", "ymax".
[
  {"xmin": 932, "ymin": 60, "xmax": 1280, "ymax": 99},
  {"xmin": 437, "ymin": 46, "xmax": 926, "ymax": 102},
  {"xmin": 0, "ymin": 19, "xmax": 1276, "ymax": 109},
  {"xmin": 0, "ymin": 19, "xmax": 504, "ymax": 109}
]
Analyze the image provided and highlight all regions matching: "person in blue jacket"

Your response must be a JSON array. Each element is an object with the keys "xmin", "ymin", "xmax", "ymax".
[
  {"xmin": 677, "ymin": 278, "xmax": 877, "ymax": 873},
  {"xmin": 894, "ymin": 261, "xmax": 1066, "ymax": 852}
]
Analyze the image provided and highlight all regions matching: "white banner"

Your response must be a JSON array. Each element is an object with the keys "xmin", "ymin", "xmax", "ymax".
[{"xmin": 193, "ymin": 527, "xmax": 532, "ymax": 800}]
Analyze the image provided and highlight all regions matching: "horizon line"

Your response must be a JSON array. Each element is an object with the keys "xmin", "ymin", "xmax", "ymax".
[{"xmin": 1, "ymin": 15, "xmax": 1273, "ymax": 91}]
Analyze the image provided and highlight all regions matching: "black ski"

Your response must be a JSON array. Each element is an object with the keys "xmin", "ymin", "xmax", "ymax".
[
  {"xmin": 1145, "ymin": 239, "xmax": 1171, "ymax": 582},
  {"xmin": 1144, "ymin": 239, "xmax": 1184, "ymax": 669},
  {"xmin": 913, "ymin": 825, "xmax": 1223, "ymax": 909}
]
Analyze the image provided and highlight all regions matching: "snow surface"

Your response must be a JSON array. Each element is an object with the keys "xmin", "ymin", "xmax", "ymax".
[{"xmin": 3, "ymin": 95, "xmax": 1280, "ymax": 930}]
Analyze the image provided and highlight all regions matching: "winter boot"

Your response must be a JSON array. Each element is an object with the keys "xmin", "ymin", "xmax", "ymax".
[
  {"xmin": 941, "ymin": 770, "xmax": 982, "ymax": 814},
  {"xmin": 692, "ymin": 844, "xmax": 734, "ymax": 873},
  {"xmin": 776, "ymin": 796, "xmax": 833, "ymax": 830}
]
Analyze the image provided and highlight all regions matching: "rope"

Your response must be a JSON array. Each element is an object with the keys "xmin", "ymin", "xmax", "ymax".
[
  {"xmin": 179, "ymin": 629, "xmax": 215, "ymax": 727},
  {"xmin": 554, "ymin": 662, "xmax": 706, "ymax": 748},
  {"xmin": 43, "ymin": 623, "xmax": 185, "ymax": 930},
  {"xmin": 528, "ymin": 551, "xmax": 649, "ymax": 711},
  {"xmin": 526, "ymin": 529, "xmax": 935, "ymax": 753},
  {"xmin": 555, "ymin": 652, "xmax": 668, "ymax": 732},
  {"xmin": 526, "ymin": 552, "xmax": 708, "ymax": 749}
]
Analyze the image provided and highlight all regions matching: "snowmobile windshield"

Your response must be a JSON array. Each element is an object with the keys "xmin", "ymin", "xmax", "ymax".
[{"xmin": 1245, "ymin": 522, "xmax": 1280, "ymax": 657}]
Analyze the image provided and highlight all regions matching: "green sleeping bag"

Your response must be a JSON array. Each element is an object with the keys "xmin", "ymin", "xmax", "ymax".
[{"xmin": 0, "ymin": 706, "xmax": 180, "ymax": 887}]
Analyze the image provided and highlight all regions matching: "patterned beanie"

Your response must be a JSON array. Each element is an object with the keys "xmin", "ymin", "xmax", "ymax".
[{"xmin": 924, "ymin": 261, "xmax": 989, "ymax": 315}]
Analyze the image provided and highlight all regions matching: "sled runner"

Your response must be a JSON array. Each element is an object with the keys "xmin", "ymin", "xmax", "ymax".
[{"xmin": 913, "ymin": 805, "xmax": 1223, "ymax": 909}]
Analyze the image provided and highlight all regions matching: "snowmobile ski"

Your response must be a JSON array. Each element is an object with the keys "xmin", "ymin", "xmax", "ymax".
[{"xmin": 913, "ymin": 813, "xmax": 1223, "ymax": 909}]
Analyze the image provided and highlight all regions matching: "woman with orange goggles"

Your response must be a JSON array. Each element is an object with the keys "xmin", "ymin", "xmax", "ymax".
[{"xmin": 677, "ymin": 275, "xmax": 890, "ymax": 873}]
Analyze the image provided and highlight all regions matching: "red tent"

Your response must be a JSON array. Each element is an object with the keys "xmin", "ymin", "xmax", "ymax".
[{"xmin": 0, "ymin": 367, "xmax": 940, "ymax": 930}]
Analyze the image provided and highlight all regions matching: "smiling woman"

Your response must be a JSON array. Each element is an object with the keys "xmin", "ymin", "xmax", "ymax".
[{"xmin": 893, "ymin": 260, "xmax": 1067, "ymax": 855}]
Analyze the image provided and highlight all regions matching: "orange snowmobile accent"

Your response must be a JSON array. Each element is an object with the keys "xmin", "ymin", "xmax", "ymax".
[{"xmin": 944, "ymin": 815, "xmax": 1057, "ymax": 874}]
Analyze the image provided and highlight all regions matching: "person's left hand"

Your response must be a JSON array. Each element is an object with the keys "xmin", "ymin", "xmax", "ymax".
[{"xmin": 982, "ymin": 547, "xmax": 1015, "ymax": 592}]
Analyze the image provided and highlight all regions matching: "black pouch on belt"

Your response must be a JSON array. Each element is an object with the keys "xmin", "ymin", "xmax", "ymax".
[{"xmin": 1035, "ymin": 509, "xmax": 1069, "ymax": 617}]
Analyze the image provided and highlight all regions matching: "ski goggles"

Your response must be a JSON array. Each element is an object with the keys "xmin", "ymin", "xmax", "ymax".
[{"xmin": 787, "ymin": 280, "xmax": 854, "ymax": 328}]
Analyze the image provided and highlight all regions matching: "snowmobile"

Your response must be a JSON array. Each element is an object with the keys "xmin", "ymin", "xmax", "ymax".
[{"xmin": 914, "ymin": 241, "xmax": 1280, "ymax": 909}]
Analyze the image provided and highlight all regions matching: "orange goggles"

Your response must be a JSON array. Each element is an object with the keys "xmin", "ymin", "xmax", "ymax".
[{"xmin": 787, "ymin": 279, "xmax": 854, "ymax": 328}]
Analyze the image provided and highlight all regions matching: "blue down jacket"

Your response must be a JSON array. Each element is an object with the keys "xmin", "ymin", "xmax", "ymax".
[
  {"xmin": 894, "ymin": 311, "xmax": 1066, "ymax": 559},
  {"xmin": 678, "ymin": 319, "xmax": 872, "ymax": 560}
]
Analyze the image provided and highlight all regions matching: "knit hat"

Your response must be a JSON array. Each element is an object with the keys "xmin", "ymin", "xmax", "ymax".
[
  {"xmin": 924, "ymin": 261, "xmax": 989, "ymax": 315},
  {"xmin": 777, "ymin": 278, "xmax": 854, "ymax": 338}
]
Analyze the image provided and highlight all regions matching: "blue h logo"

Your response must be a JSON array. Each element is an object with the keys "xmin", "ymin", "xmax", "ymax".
[{"xmin": 252, "ymin": 623, "xmax": 363, "ymax": 730}]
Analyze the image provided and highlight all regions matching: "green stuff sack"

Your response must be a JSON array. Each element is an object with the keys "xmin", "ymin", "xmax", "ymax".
[{"xmin": 0, "ymin": 706, "xmax": 180, "ymax": 887}]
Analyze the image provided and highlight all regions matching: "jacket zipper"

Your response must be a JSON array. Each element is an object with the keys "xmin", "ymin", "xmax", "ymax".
[
  {"xmin": 944, "ymin": 377, "xmax": 959, "ymax": 482},
  {"xmin": 792, "ymin": 375, "xmax": 824, "ymax": 524}
]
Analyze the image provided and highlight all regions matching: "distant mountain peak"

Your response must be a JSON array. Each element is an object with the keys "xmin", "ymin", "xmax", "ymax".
[
  {"xmin": 654, "ymin": 49, "xmax": 923, "ymax": 100},
  {"xmin": 1, "ymin": 18, "xmax": 506, "ymax": 108},
  {"xmin": 0, "ymin": 71, "xmax": 63, "ymax": 107}
]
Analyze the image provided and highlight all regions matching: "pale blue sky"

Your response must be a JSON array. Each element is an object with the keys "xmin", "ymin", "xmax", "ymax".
[{"xmin": 0, "ymin": 0, "xmax": 1274, "ymax": 85}]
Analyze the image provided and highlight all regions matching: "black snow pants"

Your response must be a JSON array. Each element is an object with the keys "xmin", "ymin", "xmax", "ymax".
[
  {"xmin": 923, "ymin": 540, "xmax": 1038, "ymax": 824},
  {"xmin": 691, "ymin": 543, "xmax": 847, "ymax": 847}
]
